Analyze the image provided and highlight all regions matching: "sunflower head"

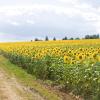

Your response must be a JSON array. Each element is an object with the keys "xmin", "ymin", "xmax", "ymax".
[
  {"xmin": 76, "ymin": 53, "xmax": 85, "ymax": 61},
  {"xmin": 96, "ymin": 55, "xmax": 100, "ymax": 62},
  {"xmin": 64, "ymin": 55, "xmax": 70, "ymax": 64},
  {"xmin": 70, "ymin": 59, "xmax": 77, "ymax": 65}
]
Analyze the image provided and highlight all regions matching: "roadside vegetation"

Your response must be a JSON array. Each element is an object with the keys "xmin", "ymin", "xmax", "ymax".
[{"xmin": 0, "ymin": 55, "xmax": 61, "ymax": 100}]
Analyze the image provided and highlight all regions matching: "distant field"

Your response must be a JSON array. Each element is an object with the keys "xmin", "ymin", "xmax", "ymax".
[{"xmin": 0, "ymin": 39, "xmax": 100, "ymax": 100}]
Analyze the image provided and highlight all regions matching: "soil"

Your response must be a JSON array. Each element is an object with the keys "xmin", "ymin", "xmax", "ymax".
[{"xmin": 0, "ymin": 68, "xmax": 44, "ymax": 100}]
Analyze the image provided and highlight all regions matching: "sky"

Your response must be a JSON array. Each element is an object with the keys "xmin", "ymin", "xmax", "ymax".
[{"xmin": 0, "ymin": 0, "xmax": 100, "ymax": 42}]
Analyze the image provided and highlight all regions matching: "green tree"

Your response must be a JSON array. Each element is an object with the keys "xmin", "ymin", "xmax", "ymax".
[
  {"xmin": 62, "ymin": 36, "xmax": 67, "ymax": 40},
  {"xmin": 53, "ymin": 37, "xmax": 56, "ymax": 41},
  {"xmin": 45, "ymin": 36, "xmax": 49, "ymax": 41}
]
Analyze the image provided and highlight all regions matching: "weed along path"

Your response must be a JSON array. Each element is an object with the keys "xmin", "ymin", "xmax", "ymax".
[{"xmin": 0, "ymin": 55, "xmax": 77, "ymax": 100}]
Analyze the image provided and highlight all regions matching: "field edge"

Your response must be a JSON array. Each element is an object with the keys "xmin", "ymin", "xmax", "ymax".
[{"xmin": 0, "ymin": 55, "xmax": 62, "ymax": 100}]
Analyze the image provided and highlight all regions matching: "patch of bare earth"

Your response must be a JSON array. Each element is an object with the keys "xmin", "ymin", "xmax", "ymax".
[
  {"xmin": 0, "ymin": 68, "xmax": 44, "ymax": 100},
  {"xmin": 38, "ymin": 80, "xmax": 84, "ymax": 100}
]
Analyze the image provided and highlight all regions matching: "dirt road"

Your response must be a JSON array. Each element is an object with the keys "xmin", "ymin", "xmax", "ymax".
[{"xmin": 0, "ymin": 68, "xmax": 44, "ymax": 100}]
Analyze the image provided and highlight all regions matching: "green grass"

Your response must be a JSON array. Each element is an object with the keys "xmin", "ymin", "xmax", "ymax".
[{"xmin": 0, "ymin": 55, "xmax": 61, "ymax": 100}]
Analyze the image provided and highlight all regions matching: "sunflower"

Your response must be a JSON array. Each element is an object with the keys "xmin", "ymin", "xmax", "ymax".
[
  {"xmin": 76, "ymin": 53, "xmax": 85, "ymax": 61},
  {"xmin": 70, "ymin": 59, "xmax": 77, "ymax": 65},
  {"xmin": 96, "ymin": 55, "xmax": 100, "ymax": 62},
  {"xmin": 64, "ymin": 55, "xmax": 70, "ymax": 63}
]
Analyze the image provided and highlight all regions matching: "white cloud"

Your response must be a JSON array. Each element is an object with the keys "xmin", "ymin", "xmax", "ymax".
[
  {"xmin": 10, "ymin": 22, "xmax": 20, "ymax": 26},
  {"xmin": 6, "ymin": 20, "xmax": 20, "ymax": 26},
  {"xmin": 0, "ymin": 0, "xmax": 100, "ymax": 41},
  {"xmin": 26, "ymin": 20, "xmax": 35, "ymax": 24},
  {"xmin": 0, "ymin": 2, "xmax": 97, "ymax": 22}
]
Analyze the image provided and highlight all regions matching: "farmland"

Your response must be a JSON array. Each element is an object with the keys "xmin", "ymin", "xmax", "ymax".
[{"xmin": 0, "ymin": 39, "xmax": 100, "ymax": 100}]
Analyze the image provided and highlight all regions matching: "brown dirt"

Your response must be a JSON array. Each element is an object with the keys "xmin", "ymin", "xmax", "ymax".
[
  {"xmin": 38, "ymin": 80, "xmax": 84, "ymax": 100},
  {"xmin": 0, "ymin": 68, "xmax": 44, "ymax": 100}
]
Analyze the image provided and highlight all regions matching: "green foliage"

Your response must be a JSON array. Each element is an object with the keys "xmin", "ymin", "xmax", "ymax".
[
  {"xmin": 45, "ymin": 36, "xmax": 49, "ymax": 41},
  {"xmin": 85, "ymin": 34, "xmax": 99, "ymax": 39},
  {"xmin": 1, "ymin": 51, "xmax": 100, "ymax": 100},
  {"xmin": 0, "ymin": 55, "xmax": 61, "ymax": 100}
]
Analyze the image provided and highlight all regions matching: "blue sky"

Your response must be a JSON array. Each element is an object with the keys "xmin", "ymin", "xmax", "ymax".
[{"xmin": 0, "ymin": 0, "xmax": 100, "ymax": 41}]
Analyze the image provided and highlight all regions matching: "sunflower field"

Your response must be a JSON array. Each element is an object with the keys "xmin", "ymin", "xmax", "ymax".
[{"xmin": 0, "ymin": 39, "xmax": 100, "ymax": 100}]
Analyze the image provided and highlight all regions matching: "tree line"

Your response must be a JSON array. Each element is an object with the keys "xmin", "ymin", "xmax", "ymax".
[{"xmin": 31, "ymin": 34, "xmax": 99, "ymax": 41}]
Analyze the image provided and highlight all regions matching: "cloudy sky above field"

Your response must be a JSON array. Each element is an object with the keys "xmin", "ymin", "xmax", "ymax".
[{"xmin": 0, "ymin": 0, "xmax": 100, "ymax": 41}]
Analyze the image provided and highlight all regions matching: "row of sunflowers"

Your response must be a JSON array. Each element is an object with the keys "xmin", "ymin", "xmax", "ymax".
[{"xmin": 0, "ymin": 39, "xmax": 100, "ymax": 99}]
